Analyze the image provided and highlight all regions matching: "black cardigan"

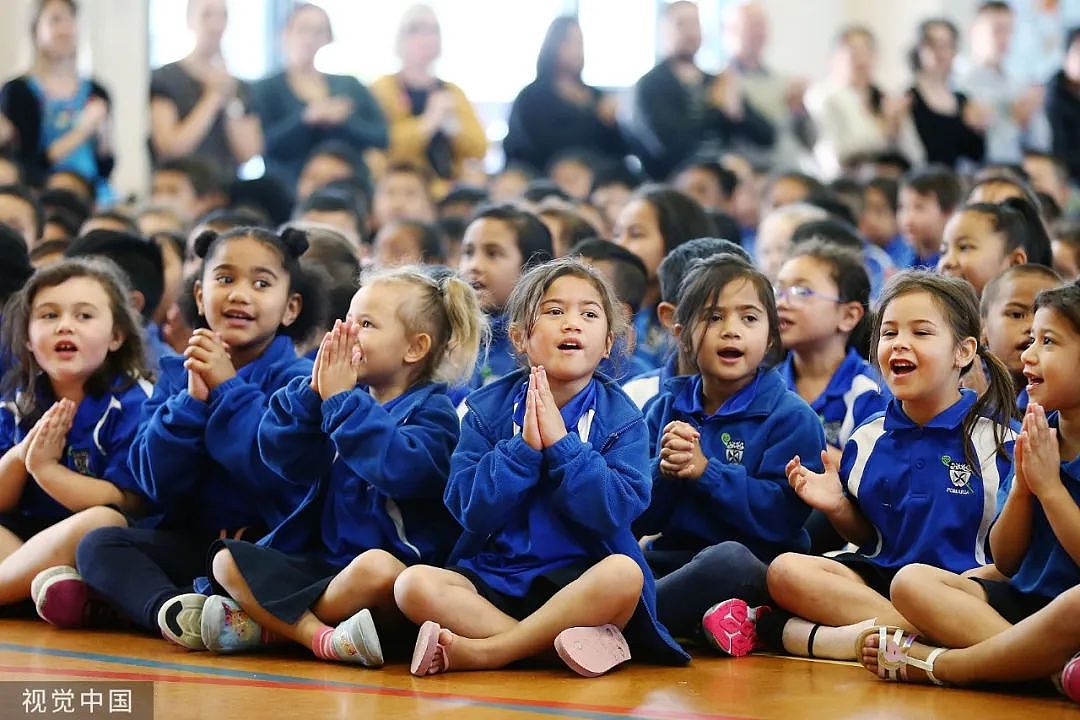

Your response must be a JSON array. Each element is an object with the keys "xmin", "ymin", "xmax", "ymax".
[
  {"xmin": 0, "ymin": 75, "xmax": 115, "ymax": 188},
  {"xmin": 502, "ymin": 79, "xmax": 626, "ymax": 173},
  {"xmin": 627, "ymin": 60, "xmax": 775, "ymax": 180}
]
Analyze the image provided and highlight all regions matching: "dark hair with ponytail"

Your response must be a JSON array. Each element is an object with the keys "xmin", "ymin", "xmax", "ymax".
[
  {"xmin": 191, "ymin": 226, "xmax": 326, "ymax": 347},
  {"xmin": 960, "ymin": 197, "xmax": 1053, "ymax": 268},
  {"xmin": 871, "ymin": 271, "xmax": 1018, "ymax": 468}
]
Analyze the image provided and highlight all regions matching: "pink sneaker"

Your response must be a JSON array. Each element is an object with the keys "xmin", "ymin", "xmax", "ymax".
[
  {"xmin": 553, "ymin": 625, "xmax": 631, "ymax": 677},
  {"xmin": 1061, "ymin": 652, "xmax": 1080, "ymax": 703},
  {"xmin": 702, "ymin": 599, "xmax": 770, "ymax": 657},
  {"xmin": 33, "ymin": 567, "xmax": 91, "ymax": 629}
]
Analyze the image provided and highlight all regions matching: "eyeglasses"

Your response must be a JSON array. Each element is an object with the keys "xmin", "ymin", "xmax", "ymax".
[{"xmin": 773, "ymin": 284, "xmax": 842, "ymax": 304}]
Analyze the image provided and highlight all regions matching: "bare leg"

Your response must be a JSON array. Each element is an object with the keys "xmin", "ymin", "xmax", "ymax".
[
  {"xmin": 0, "ymin": 526, "xmax": 23, "ymax": 564},
  {"xmin": 890, "ymin": 564, "xmax": 1011, "ymax": 647},
  {"xmin": 410, "ymin": 555, "xmax": 644, "ymax": 673},
  {"xmin": 0, "ymin": 507, "xmax": 126, "ymax": 606},
  {"xmin": 394, "ymin": 565, "xmax": 519, "ymax": 639},
  {"xmin": 860, "ymin": 585, "xmax": 1080, "ymax": 685},
  {"xmin": 767, "ymin": 553, "xmax": 908, "ymax": 627},
  {"xmin": 212, "ymin": 548, "xmax": 405, "ymax": 648}
]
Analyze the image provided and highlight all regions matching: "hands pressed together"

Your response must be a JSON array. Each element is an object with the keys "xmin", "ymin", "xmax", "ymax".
[
  {"xmin": 1014, "ymin": 402, "xmax": 1065, "ymax": 501},
  {"xmin": 310, "ymin": 319, "xmax": 362, "ymax": 402},
  {"xmin": 521, "ymin": 366, "xmax": 568, "ymax": 451},
  {"xmin": 21, "ymin": 398, "xmax": 77, "ymax": 478},
  {"xmin": 184, "ymin": 329, "xmax": 237, "ymax": 402}
]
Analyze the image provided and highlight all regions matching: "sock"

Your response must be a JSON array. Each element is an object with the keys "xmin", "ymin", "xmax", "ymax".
[
  {"xmin": 311, "ymin": 625, "xmax": 337, "ymax": 660},
  {"xmin": 755, "ymin": 608, "xmax": 792, "ymax": 651},
  {"xmin": 781, "ymin": 617, "xmax": 877, "ymax": 660}
]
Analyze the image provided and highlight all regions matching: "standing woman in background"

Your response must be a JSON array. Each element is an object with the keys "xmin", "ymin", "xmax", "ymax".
[
  {"xmin": 908, "ymin": 18, "xmax": 988, "ymax": 170},
  {"xmin": 148, "ymin": 0, "xmax": 262, "ymax": 181},
  {"xmin": 0, "ymin": 0, "xmax": 115, "ymax": 200},
  {"xmin": 502, "ymin": 16, "xmax": 626, "ymax": 176},
  {"xmin": 370, "ymin": 5, "xmax": 487, "ymax": 195},
  {"xmin": 252, "ymin": 3, "xmax": 388, "ymax": 194}
]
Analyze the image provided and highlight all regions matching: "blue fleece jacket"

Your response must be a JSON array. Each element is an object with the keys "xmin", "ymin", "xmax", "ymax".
[
  {"xmin": 447, "ymin": 369, "xmax": 689, "ymax": 665},
  {"xmin": 996, "ymin": 411, "xmax": 1080, "ymax": 599},
  {"xmin": 0, "ymin": 376, "xmax": 153, "ymax": 522},
  {"xmin": 257, "ymin": 377, "xmax": 461, "ymax": 568},
  {"xmin": 638, "ymin": 368, "xmax": 826, "ymax": 561},
  {"xmin": 128, "ymin": 335, "xmax": 312, "ymax": 537}
]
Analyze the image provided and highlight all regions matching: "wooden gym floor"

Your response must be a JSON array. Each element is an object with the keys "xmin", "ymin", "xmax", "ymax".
[{"xmin": 0, "ymin": 618, "xmax": 1076, "ymax": 719}]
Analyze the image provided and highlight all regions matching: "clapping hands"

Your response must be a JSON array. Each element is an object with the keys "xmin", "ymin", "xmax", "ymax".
[{"xmin": 521, "ymin": 366, "xmax": 567, "ymax": 451}]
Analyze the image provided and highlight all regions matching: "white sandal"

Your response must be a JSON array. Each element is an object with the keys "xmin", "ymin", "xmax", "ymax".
[{"xmin": 856, "ymin": 625, "xmax": 948, "ymax": 685}]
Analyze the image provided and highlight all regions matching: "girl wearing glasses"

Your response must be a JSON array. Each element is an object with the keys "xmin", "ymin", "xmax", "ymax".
[
  {"xmin": 774, "ymin": 241, "xmax": 889, "ymax": 554},
  {"xmin": 637, "ymin": 253, "xmax": 826, "ymax": 656}
]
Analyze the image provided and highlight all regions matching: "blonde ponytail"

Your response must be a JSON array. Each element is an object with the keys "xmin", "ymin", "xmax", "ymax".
[{"xmin": 433, "ymin": 274, "xmax": 488, "ymax": 386}]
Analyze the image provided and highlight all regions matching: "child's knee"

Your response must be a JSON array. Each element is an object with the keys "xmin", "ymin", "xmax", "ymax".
[
  {"xmin": 765, "ymin": 552, "xmax": 806, "ymax": 598},
  {"xmin": 393, "ymin": 566, "xmax": 439, "ymax": 617},
  {"xmin": 888, "ymin": 563, "xmax": 939, "ymax": 609},
  {"xmin": 74, "ymin": 525, "xmax": 128, "ymax": 570},
  {"xmin": 596, "ymin": 554, "xmax": 644, "ymax": 601},
  {"xmin": 351, "ymin": 549, "xmax": 405, "ymax": 592},
  {"xmin": 211, "ymin": 549, "xmax": 239, "ymax": 587},
  {"xmin": 73, "ymin": 506, "xmax": 127, "ymax": 532},
  {"xmin": 697, "ymin": 541, "xmax": 763, "ymax": 574}
]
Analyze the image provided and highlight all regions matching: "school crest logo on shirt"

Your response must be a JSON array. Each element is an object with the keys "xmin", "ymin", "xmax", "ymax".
[
  {"xmin": 941, "ymin": 455, "xmax": 973, "ymax": 495},
  {"xmin": 68, "ymin": 448, "xmax": 91, "ymax": 476},
  {"xmin": 721, "ymin": 432, "xmax": 745, "ymax": 464}
]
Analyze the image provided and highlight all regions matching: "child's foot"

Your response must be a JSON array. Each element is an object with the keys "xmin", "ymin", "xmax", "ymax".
[
  {"xmin": 857, "ymin": 625, "xmax": 948, "ymax": 684},
  {"xmin": 554, "ymin": 625, "xmax": 631, "ymax": 678},
  {"xmin": 32, "ymin": 566, "xmax": 90, "ymax": 629},
  {"xmin": 702, "ymin": 599, "xmax": 771, "ymax": 657},
  {"xmin": 313, "ymin": 608, "xmax": 383, "ymax": 667},
  {"xmin": 1060, "ymin": 652, "xmax": 1080, "ymax": 703},
  {"xmin": 410, "ymin": 621, "xmax": 455, "ymax": 676},
  {"xmin": 201, "ymin": 596, "xmax": 264, "ymax": 654},
  {"xmin": 157, "ymin": 593, "xmax": 208, "ymax": 650}
]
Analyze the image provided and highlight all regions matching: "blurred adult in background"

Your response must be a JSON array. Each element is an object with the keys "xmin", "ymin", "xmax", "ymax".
[
  {"xmin": 627, "ymin": 1, "xmax": 774, "ymax": 180},
  {"xmin": 1, "ymin": 0, "xmax": 115, "ymax": 199},
  {"xmin": 503, "ymin": 16, "xmax": 626, "ymax": 177},
  {"xmin": 370, "ymin": 5, "xmax": 486, "ymax": 196},
  {"xmin": 957, "ymin": 1, "xmax": 1050, "ymax": 165},
  {"xmin": 149, "ymin": 0, "xmax": 261, "ymax": 181},
  {"xmin": 252, "ymin": 3, "xmax": 387, "ymax": 194},
  {"xmin": 1046, "ymin": 27, "xmax": 1080, "ymax": 185},
  {"xmin": 723, "ymin": 0, "xmax": 812, "ymax": 171},
  {"xmin": 908, "ymin": 18, "xmax": 988, "ymax": 169},
  {"xmin": 805, "ymin": 26, "xmax": 924, "ymax": 180}
]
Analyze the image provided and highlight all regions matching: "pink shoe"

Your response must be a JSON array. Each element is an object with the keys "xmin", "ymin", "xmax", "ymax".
[
  {"xmin": 1061, "ymin": 653, "xmax": 1080, "ymax": 703},
  {"xmin": 410, "ymin": 621, "xmax": 451, "ymax": 676},
  {"xmin": 34, "ymin": 567, "xmax": 91, "ymax": 629},
  {"xmin": 553, "ymin": 625, "xmax": 631, "ymax": 677},
  {"xmin": 702, "ymin": 599, "xmax": 770, "ymax": 657}
]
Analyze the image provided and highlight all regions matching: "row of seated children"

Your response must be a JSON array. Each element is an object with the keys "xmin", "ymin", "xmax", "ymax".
[{"xmin": 6, "ymin": 201, "xmax": 1080, "ymax": 699}]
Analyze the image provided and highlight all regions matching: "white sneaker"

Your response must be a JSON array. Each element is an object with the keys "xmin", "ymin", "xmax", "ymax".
[
  {"xmin": 157, "ymin": 593, "xmax": 208, "ymax": 650},
  {"xmin": 331, "ymin": 608, "xmax": 383, "ymax": 667}
]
